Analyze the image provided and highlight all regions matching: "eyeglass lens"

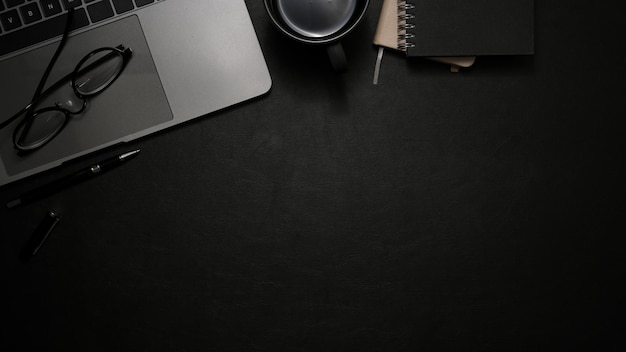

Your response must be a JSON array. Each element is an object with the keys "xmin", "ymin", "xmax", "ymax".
[
  {"xmin": 15, "ymin": 109, "xmax": 67, "ymax": 150},
  {"xmin": 74, "ymin": 49, "xmax": 125, "ymax": 97}
]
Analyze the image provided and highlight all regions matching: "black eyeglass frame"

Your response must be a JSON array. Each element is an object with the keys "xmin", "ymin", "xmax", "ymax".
[{"xmin": 0, "ymin": 9, "xmax": 133, "ymax": 153}]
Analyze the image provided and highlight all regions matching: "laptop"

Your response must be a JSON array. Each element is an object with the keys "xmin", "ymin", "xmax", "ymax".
[{"xmin": 0, "ymin": 0, "xmax": 272, "ymax": 187}]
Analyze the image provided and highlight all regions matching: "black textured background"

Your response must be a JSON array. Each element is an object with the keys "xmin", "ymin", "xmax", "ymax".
[{"xmin": 1, "ymin": 1, "xmax": 625, "ymax": 351}]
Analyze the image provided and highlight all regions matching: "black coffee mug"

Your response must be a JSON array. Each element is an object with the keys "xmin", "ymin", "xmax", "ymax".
[{"xmin": 264, "ymin": 0, "xmax": 369, "ymax": 72}]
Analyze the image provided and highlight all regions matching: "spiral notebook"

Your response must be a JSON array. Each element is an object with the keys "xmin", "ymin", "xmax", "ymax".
[
  {"xmin": 373, "ymin": 0, "xmax": 534, "ymax": 78},
  {"xmin": 374, "ymin": 0, "xmax": 534, "ymax": 56},
  {"xmin": 373, "ymin": 0, "xmax": 474, "ymax": 81}
]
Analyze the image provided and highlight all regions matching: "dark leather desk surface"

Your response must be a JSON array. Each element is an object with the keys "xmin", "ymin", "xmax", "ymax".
[{"xmin": 1, "ymin": 1, "xmax": 625, "ymax": 351}]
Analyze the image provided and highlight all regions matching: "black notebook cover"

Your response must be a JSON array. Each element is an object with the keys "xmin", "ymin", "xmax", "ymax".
[{"xmin": 405, "ymin": 0, "xmax": 534, "ymax": 57}]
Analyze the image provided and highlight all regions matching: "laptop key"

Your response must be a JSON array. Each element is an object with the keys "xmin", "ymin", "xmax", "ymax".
[
  {"xmin": 60, "ymin": 0, "xmax": 83, "ymax": 10},
  {"xmin": 111, "ymin": 0, "xmax": 134, "ymax": 14},
  {"xmin": 87, "ymin": 0, "xmax": 114, "ymax": 23},
  {"xmin": 40, "ymin": 0, "xmax": 61, "ymax": 17},
  {"xmin": 20, "ymin": 3, "xmax": 43, "ymax": 25},
  {"xmin": 0, "ymin": 8, "xmax": 89, "ymax": 57},
  {"xmin": 135, "ymin": 0, "xmax": 154, "ymax": 7},
  {"xmin": 5, "ymin": 0, "xmax": 26, "ymax": 8},
  {"xmin": 1, "ymin": 9, "xmax": 23, "ymax": 31},
  {"xmin": 40, "ymin": 0, "xmax": 63, "ymax": 17}
]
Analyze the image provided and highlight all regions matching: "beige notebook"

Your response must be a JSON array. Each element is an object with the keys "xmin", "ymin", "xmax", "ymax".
[{"xmin": 373, "ymin": 0, "xmax": 475, "ymax": 75}]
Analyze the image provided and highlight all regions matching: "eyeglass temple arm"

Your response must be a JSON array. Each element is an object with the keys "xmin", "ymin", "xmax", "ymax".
[{"xmin": 1, "ymin": 10, "xmax": 76, "ymax": 131}]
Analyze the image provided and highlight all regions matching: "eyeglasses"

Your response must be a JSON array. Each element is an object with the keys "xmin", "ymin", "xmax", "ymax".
[{"xmin": 0, "ymin": 9, "xmax": 132, "ymax": 153}]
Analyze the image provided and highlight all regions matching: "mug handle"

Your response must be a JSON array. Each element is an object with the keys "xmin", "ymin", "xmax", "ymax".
[{"xmin": 327, "ymin": 42, "xmax": 347, "ymax": 73}]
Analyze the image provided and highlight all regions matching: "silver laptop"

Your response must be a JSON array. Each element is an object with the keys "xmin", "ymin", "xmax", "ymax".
[{"xmin": 0, "ymin": 0, "xmax": 272, "ymax": 187}]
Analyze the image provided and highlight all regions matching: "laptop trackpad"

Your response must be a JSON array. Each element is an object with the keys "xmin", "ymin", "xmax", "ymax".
[{"xmin": 0, "ymin": 15, "xmax": 173, "ymax": 176}]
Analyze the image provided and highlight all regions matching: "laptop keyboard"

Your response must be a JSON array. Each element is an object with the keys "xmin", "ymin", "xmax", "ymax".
[{"xmin": 0, "ymin": 0, "xmax": 161, "ymax": 57}]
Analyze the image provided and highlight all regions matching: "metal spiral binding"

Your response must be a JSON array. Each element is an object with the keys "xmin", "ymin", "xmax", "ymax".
[
  {"xmin": 397, "ymin": 1, "xmax": 416, "ymax": 50},
  {"xmin": 399, "ymin": 2, "xmax": 416, "ymax": 10}
]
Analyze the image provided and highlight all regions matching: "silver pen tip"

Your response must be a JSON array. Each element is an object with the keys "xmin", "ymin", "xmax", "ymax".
[{"xmin": 119, "ymin": 149, "xmax": 141, "ymax": 160}]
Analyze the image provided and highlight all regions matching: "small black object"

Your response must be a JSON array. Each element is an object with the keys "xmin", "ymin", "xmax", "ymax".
[{"xmin": 20, "ymin": 210, "xmax": 60, "ymax": 261}]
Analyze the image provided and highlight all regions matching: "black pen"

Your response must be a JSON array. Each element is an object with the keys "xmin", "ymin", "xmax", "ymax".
[{"xmin": 6, "ymin": 149, "xmax": 140, "ymax": 209}]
